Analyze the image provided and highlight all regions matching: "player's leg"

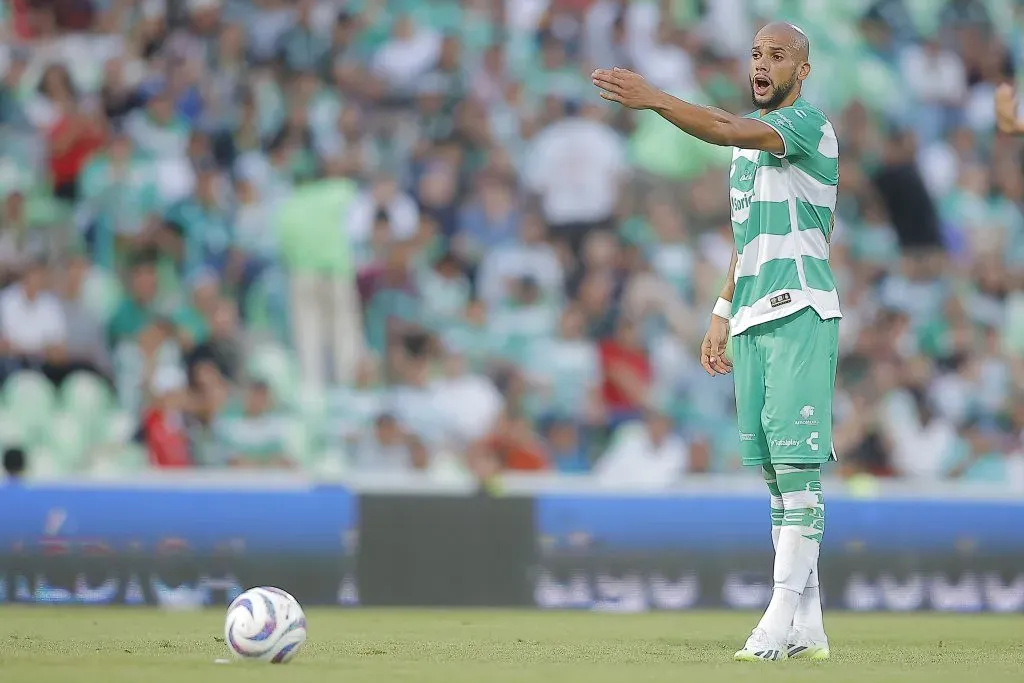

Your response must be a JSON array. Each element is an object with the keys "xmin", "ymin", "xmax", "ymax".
[
  {"xmin": 759, "ymin": 464, "xmax": 827, "ymax": 658},
  {"xmin": 731, "ymin": 334, "xmax": 787, "ymax": 662},
  {"xmin": 731, "ymin": 332, "xmax": 771, "ymax": 469},
  {"xmin": 787, "ymin": 313, "xmax": 838, "ymax": 659},
  {"xmin": 762, "ymin": 460, "xmax": 827, "ymax": 658},
  {"xmin": 764, "ymin": 463, "xmax": 784, "ymax": 548},
  {"xmin": 758, "ymin": 308, "xmax": 837, "ymax": 658}
]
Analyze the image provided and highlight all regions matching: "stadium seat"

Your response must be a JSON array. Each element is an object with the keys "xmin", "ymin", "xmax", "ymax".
[
  {"xmin": 282, "ymin": 419, "xmax": 316, "ymax": 466},
  {"xmin": 28, "ymin": 447, "xmax": 66, "ymax": 479},
  {"xmin": 45, "ymin": 413, "xmax": 90, "ymax": 470},
  {"xmin": 309, "ymin": 447, "xmax": 349, "ymax": 479},
  {"xmin": 100, "ymin": 410, "xmax": 137, "ymax": 446},
  {"xmin": 247, "ymin": 345, "xmax": 299, "ymax": 406},
  {"xmin": 429, "ymin": 450, "xmax": 474, "ymax": 484},
  {"xmin": 87, "ymin": 445, "xmax": 150, "ymax": 477},
  {"xmin": 295, "ymin": 382, "xmax": 328, "ymax": 429},
  {"xmin": 60, "ymin": 372, "xmax": 112, "ymax": 424},
  {"xmin": 4, "ymin": 371, "xmax": 57, "ymax": 436},
  {"xmin": 79, "ymin": 269, "xmax": 124, "ymax": 324},
  {"xmin": 0, "ymin": 408, "xmax": 29, "ymax": 446},
  {"xmin": 116, "ymin": 444, "xmax": 151, "ymax": 472}
]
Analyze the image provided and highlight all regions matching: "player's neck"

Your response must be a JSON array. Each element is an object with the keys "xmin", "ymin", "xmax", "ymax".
[{"xmin": 760, "ymin": 88, "xmax": 802, "ymax": 116}]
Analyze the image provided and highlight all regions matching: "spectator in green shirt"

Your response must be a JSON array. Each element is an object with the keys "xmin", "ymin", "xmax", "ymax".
[
  {"xmin": 276, "ymin": 169, "xmax": 364, "ymax": 387},
  {"xmin": 108, "ymin": 256, "xmax": 161, "ymax": 346},
  {"xmin": 216, "ymin": 380, "xmax": 293, "ymax": 469}
]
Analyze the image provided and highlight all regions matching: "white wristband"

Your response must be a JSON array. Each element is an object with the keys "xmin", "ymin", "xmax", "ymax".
[{"xmin": 712, "ymin": 297, "xmax": 732, "ymax": 320}]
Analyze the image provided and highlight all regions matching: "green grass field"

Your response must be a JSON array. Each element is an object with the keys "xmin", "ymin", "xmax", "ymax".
[{"xmin": 0, "ymin": 608, "xmax": 1022, "ymax": 683}]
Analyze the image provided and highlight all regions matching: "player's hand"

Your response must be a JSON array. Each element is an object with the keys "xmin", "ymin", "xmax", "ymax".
[
  {"xmin": 995, "ymin": 83, "xmax": 1022, "ymax": 134},
  {"xmin": 700, "ymin": 316, "xmax": 733, "ymax": 376},
  {"xmin": 591, "ymin": 68, "xmax": 659, "ymax": 110}
]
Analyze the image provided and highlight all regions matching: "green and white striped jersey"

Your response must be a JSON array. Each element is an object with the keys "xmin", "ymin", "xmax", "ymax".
[{"xmin": 728, "ymin": 97, "xmax": 841, "ymax": 336}]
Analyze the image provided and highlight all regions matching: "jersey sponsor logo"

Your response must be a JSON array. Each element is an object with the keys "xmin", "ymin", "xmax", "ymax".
[
  {"xmin": 795, "ymin": 405, "xmax": 818, "ymax": 426},
  {"xmin": 773, "ymin": 112, "xmax": 795, "ymax": 129},
  {"xmin": 769, "ymin": 293, "xmax": 791, "ymax": 308},
  {"xmin": 740, "ymin": 432, "xmax": 757, "ymax": 441},
  {"xmin": 739, "ymin": 169, "xmax": 754, "ymax": 182},
  {"xmin": 731, "ymin": 193, "xmax": 752, "ymax": 212}
]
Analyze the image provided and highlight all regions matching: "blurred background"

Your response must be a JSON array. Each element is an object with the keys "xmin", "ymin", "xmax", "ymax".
[
  {"xmin": 0, "ymin": 0, "xmax": 1023, "ymax": 612},
  {"xmin": 2, "ymin": 0, "xmax": 1024, "ymax": 487}
]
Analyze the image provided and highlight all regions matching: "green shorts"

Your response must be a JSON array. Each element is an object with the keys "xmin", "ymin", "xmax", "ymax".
[{"xmin": 732, "ymin": 306, "xmax": 839, "ymax": 467}]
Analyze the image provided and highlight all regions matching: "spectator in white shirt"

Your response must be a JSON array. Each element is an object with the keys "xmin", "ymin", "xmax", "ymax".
[
  {"xmin": 353, "ymin": 412, "xmax": 430, "ymax": 474},
  {"xmin": 372, "ymin": 15, "xmax": 442, "ymax": 97},
  {"xmin": 899, "ymin": 36, "xmax": 967, "ymax": 143},
  {"xmin": 0, "ymin": 259, "xmax": 69, "ymax": 384},
  {"xmin": 523, "ymin": 101, "xmax": 627, "ymax": 255},
  {"xmin": 431, "ymin": 349, "xmax": 504, "ymax": 448},
  {"xmin": 881, "ymin": 387, "xmax": 959, "ymax": 480},
  {"xmin": 476, "ymin": 212, "xmax": 564, "ymax": 307},
  {"xmin": 347, "ymin": 174, "xmax": 420, "ymax": 246},
  {"xmin": 595, "ymin": 410, "xmax": 689, "ymax": 487}
]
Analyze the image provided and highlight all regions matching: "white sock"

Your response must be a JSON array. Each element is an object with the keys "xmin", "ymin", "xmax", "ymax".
[
  {"xmin": 757, "ymin": 524, "xmax": 817, "ymax": 640},
  {"xmin": 757, "ymin": 586, "xmax": 801, "ymax": 641},
  {"xmin": 776, "ymin": 527, "xmax": 826, "ymax": 639},
  {"xmin": 793, "ymin": 565, "xmax": 826, "ymax": 640}
]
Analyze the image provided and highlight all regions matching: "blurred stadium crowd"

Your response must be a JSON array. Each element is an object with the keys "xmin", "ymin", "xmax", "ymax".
[{"xmin": 0, "ymin": 0, "xmax": 1023, "ymax": 487}]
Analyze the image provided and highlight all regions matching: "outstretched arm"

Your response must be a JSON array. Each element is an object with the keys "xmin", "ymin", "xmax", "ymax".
[
  {"xmin": 995, "ymin": 84, "xmax": 1024, "ymax": 135},
  {"xmin": 592, "ymin": 67, "xmax": 784, "ymax": 154}
]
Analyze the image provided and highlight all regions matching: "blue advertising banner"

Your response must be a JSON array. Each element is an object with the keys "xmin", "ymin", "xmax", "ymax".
[
  {"xmin": 533, "ymin": 494, "xmax": 1024, "ymax": 612},
  {"xmin": 536, "ymin": 494, "xmax": 1024, "ymax": 552},
  {"xmin": 0, "ymin": 483, "xmax": 357, "ymax": 553},
  {"xmin": 0, "ymin": 482, "xmax": 359, "ymax": 607}
]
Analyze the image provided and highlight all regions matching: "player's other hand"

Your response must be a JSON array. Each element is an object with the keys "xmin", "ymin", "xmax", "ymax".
[
  {"xmin": 701, "ymin": 316, "xmax": 733, "ymax": 376},
  {"xmin": 592, "ymin": 68, "xmax": 659, "ymax": 110},
  {"xmin": 995, "ymin": 83, "xmax": 1022, "ymax": 134}
]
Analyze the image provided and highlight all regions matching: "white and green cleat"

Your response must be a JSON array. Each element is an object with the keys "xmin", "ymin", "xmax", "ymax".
[
  {"xmin": 786, "ymin": 628, "xmax": 831, "ymax": 660},
  {"xmin": 734, "ymin": 628, "xmax": 788, "ymax": 662}
]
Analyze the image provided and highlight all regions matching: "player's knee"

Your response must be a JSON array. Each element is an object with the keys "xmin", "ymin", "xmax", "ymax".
[
  {"xmin": 761, "ymin": 465, "xmax": 782, "ymax": 499},
  {"xmin": 781, "ymin": 488, "xmax": 819, "ymax": 511}
]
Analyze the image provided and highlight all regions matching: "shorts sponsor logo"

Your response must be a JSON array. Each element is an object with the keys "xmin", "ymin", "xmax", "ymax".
[
  {"xmin": 770, "ymin": 431, "xmax": 819, "ymax": 451},
  {"xmin": 806, "ymin": 432, "xmax": 819, "ymax": 452},
  {"xmin": 795, "ymin": 404, "xmax": 818, "ymax": 426},
  {"xmin": 740, "ymin": 433, "xmax": 757, "ymax": 441},
  {"xmin": 770, "ymin": 293, "xmax": 791, "ymax": 308}
]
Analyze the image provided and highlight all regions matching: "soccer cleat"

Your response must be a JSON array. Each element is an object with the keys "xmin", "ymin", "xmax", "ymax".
[
  {"xmin": 786, "ymin": 628, "xmax": 830, "ymax": 660},
  {"xmin": 734, "ymin": 627, "xmax": 788, "ymax": 662}
]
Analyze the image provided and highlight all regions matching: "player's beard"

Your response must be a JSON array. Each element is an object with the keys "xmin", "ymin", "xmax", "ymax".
[{"xmin": 750, "ymin": 73, "xmax": 797, "ymax": 110}]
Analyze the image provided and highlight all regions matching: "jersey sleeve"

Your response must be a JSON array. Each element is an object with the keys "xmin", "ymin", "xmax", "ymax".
[{"xmin": 759, "ymin": 107, "xmax": 824, "ymax": 161}]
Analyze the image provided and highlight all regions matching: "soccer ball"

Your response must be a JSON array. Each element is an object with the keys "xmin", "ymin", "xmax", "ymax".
[{"xmin": 224, "ymin": 587, "xmax": 307, "ymax": 663}]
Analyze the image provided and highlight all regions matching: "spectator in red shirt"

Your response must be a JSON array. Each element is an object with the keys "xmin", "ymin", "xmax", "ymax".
[
  {"xmin": 599, "ymin": 316, "xmax": 652, "ymax": 430},
  {"xmin": 141, "ymin": 365, "xmax": 192, "ymax": 468},
  {"xmin": 39, "ymin": 65, "xmax": 106, "ymax": 201},
  {"xmin": 468, "ymin": 410, "xmax": 549, "ymax": 476}
]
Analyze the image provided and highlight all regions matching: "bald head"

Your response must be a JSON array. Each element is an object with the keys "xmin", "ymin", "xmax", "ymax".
[
  {"xmin": 756, "ymin": 22, "xmax": 810, "ymax": 62},
  {"xmin": 749, "ymin": 22, "xmax": 811, "ymax": 111}
]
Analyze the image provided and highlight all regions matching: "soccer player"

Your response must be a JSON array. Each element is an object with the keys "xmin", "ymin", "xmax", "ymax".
[
  {"xmin": 593, "ymin": 22, "xmax": 837, "ymax": 662},
  {"xmin": 995, "ymin": 84, "xmax": 1024, "ymax": 135}
]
